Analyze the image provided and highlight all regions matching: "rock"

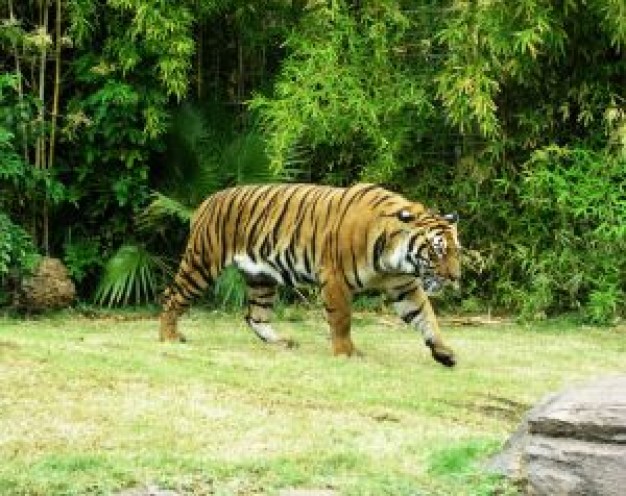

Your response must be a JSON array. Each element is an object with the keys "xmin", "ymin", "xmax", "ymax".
[
  {"xmin": 14, "ymin": 257, "xmax": 75, "ymax": 312},
  {"xmin": 488, "ymin": 375, "xmax": 626, "ymax": 496}
]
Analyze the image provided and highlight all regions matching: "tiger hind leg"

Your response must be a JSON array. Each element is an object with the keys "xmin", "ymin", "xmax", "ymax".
[
  {"xmin": 160, "ymin": 248, "xmax": 214, "ymax": 342},
  {"xmin": 160, "ymin": 304, "xmax": 187, "ymax": 343},
  {"xmin": 160, "ymin": 289, "xmax": 192, "ymax": 343},
  {"xmin": 244, "ymin": 278, "xmax": 296, "ymax": 348}
]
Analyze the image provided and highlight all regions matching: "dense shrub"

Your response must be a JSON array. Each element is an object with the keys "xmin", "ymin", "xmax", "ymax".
[
  {"xmin": 0, "ymin": 212, "xmax": 39, "ymax": 304},
  {"xmin": 515, "ymin": 147, "xmax": 625, "ymax": 323}
]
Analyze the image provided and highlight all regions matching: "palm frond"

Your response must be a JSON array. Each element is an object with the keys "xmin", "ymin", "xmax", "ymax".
[
  {"xmin": 156, "ymin": 102, "xmax": 226, "ymax": 201},
  {"xmin": 137, "ymin": 192, "xmax": 194, "ymax": 232},
  {"xmin": 95, "ymin": 244, "xmax": 165, "ymax": 307},
  {"xmin": 221, "ymin": 131, "xmax": 279, "ymax": 185}
]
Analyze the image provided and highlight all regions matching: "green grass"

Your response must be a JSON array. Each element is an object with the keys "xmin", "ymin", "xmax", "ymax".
[{"xmin": 0, "ymin": 309, "xmax": 624, "ymax": 495}]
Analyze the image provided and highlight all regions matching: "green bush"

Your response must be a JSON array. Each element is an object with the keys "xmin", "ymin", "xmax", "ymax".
[
  {"xmin": 515, "ymin": 147, "xmax": 625, "ymax": 323},
  {"xmin": 0, "ymin": 212, "xmax": 39, "ymax": 304},
  {"xmin": 62, "ymin": 237, "xmax": 105, "ymax": 297}
]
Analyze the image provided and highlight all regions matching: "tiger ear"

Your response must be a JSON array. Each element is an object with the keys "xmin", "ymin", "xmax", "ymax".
[{"xmin": 443, "ymin": 212, "xmax": 458, "ymax": 224}]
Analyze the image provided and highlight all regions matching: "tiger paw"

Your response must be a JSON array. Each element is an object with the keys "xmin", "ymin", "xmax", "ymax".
[
  {"xmin": 429, "ymin": 344, "xmax": 456, "ymax": 367},
  {"xmin": 353, "ymin": 347, "xmax": 365, "ymax": 358},
  {"xmin": 160, "ymin": 332, "xmax": 187, "ymax": 343}
]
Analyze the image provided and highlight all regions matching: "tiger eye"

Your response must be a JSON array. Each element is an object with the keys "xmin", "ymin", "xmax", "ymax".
[{"xmin": 398, "ymin": 210, "xmax": 415, "ymax": 222}]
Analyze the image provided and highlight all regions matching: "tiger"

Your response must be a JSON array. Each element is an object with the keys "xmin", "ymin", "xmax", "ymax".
[{"xmin": 160, "ymin": 183, "xmax": 461, "ymax": 367}]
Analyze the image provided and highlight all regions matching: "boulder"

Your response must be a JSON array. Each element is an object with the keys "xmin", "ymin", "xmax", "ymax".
[
  {"xmin": 489, "ymin": 375, "xmax": 626, "ymax": 496},
  {"xmin": 14, "ymin": 257, "xmax": 75, "ymax": 312}
]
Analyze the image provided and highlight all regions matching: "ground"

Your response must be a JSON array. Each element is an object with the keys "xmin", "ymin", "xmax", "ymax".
[{"xmin": 0, "ymin": 308, "xmax": 624, "ymax": 495}]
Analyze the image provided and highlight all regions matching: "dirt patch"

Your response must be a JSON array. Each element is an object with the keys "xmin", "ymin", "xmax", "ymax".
[
  {"xmin": 0, "ymin": 340, "xmax": 20, "ymax": 349},
  {"xmin": 443, "ymin": 394, "xmax": 529, "ymax": 423},
  {"xmin": 473, "ymin": 394, "xmax": 529, "ymax": 422},
  {"xmin": 114, "ymin": 487, "xmax": 180, "ymax": 496},
  {"xmin": 278, "ymin": 490, "xmax": 338, "ymax": 496}
]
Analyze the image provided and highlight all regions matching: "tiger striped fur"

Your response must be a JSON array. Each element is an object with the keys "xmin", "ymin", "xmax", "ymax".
[{"xmin": 160, "ymin": 183, "xmax": 461, "ymax": 367}]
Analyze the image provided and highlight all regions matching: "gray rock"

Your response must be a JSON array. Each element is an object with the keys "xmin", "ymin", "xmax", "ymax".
[
  {"xmin": 488, "ymin": 375, "xmax": 626, "ymax": 496},
  {"xmin": 526, "ymin": 435, "xmax": 626, "ymax": 496}
]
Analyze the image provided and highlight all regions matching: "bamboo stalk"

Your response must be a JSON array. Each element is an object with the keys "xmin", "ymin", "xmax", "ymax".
[
  {"xmin": 36, "ymin": 0, "xmax": 50, "ymax": 253},
  {"xmin": 238, "ymin": 35, "xmax": 244, "ymax": 104},
  {"xmin": 49, "ymin": 0, "xmax": 61, "ymax": 171},
  {"xmin": 196, "ymin": 1, "xmax": 203, "ymax": 100},
  {"xmin": 44, "ymin": 0, "xmax": 62, "ymax": 255},
  {"xmin": 37, "ymin": 0, "xmax": 49, "ymax": 172},
  {"xmin": 8, "ymin": 0, "xmax": 29, "ymax": 166}
]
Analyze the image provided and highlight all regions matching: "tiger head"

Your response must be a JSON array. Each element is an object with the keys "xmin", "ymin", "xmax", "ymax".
[
  {"xmin": 420, "ymin": 212, "xmax": 461, "ymax": 294},
  {"xmin": 375, "ymin": 204, "xmax": 461, "ymax": 293}
]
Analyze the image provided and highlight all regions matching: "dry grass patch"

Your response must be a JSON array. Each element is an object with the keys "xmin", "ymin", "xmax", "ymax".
[{"xmin": 0, "ymin": 309, "xmax": 624, "ymax": 495}]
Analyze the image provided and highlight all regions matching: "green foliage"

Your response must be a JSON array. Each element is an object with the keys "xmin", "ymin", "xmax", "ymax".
[
  {"xmin": 406, "ymin": 147, "xmax": 625, "ymax": 323},
  {"xmin": 0, "ymin": 74, "xmax": 65, "ymax": 228},
  {"xmin": 213, "ymin": 266, "xmax": 247, "ymax": 310},
  {"xmin": 63, "ymin": 237, "xmax": 103, "ymax": 284},
  {"xmin": 515, "ymin": 147, "xmax": 625, "ymax": 323},
  {"xmin": 1, "ymin": 0, "xmax": 624, "ymax": 322},
  {"xmin": 153, "ymin": 103, "xmax": 279, "ymax": 206},
  {"xmin": 0, "ymin": 78, "xmax": 38, "ymax": 290},
  {"xmin": 0, "ymin": 213, "xmax": 38, "ymax": 281},
  {"xmin": 0, "ymin": 127, "xmax": 24, "ymax": 187},
  {"xmin": 0, "ymin": 76, "xmax": 25, "ymax": 183},
  {"xmin": 427, "ymin": 439, "xmax": 518, "ymax": 495},
  {"xmin": 428, "ymin": 439, "xmax": 498, "ymax": 476},
  {"xmin": 436, "ymin": 0, "xmax": 567, "ymax": 139},
  {"xmin": 138, "ymin": 192, "xmax": 194, "ymax": 230},
  {"xmin": 95, "ymin": 245, "xmax": 166, "ymax": 307},
  {"xmin": 64, "ymin": 77, "xmax": 157, "ymax": 209},
  {"xmin": 106, "ymin": 0, "xmax": 196, "ymax": 99},
  {"xmin": 221, "ymin": 131, "xmax": 279, "ymax": 185},
  {"xmin": 251, "ymin": 1, "xmax": 430, "ymax": 183}
]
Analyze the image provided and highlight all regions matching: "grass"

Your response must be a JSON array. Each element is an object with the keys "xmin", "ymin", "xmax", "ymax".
[{"xmin": 0, "ymin": 308, "xmax": 624, "ymax": 496}]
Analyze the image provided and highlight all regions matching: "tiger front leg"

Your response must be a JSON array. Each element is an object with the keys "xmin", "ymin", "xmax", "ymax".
[
  {"xmin": 320, "ymin": 277, "xmax": 359, "ymax": 357},
  {"xmin": 245, "ymin": 280, "xmax": 296, "ymax": 349},
  {"xmin": 387, "ymin": 279, "xmax": 456, "ymax": 367}
]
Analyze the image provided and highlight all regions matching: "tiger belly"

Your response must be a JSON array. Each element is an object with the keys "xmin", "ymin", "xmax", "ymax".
[
  {"xmin": 234, "ymin": 254, "xmax": 283, "ymax": 283},
  {"xmin": 232, "ymin": 254, "xmax": 315, "ymax": 287}
]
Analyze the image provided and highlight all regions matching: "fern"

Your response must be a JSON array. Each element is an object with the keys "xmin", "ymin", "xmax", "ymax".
[{"xmin": 137, "ymin": 192, "xmax": 194, "ymax": 231}]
